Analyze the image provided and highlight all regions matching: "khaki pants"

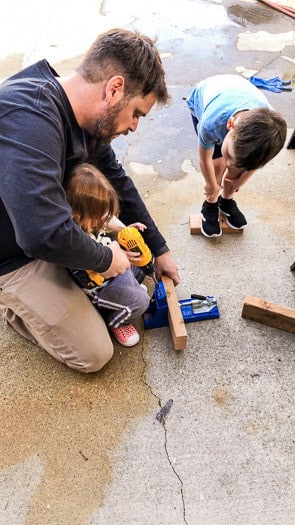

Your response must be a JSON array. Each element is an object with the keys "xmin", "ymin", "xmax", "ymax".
[{"xmin": 0, "ymin": 260, "xmax": 114, "ymax": 373}]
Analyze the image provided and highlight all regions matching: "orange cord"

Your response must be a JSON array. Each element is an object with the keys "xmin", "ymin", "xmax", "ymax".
[{"xmin": 257, "ymin": 0, "xmax": 295, "ymax": 19}]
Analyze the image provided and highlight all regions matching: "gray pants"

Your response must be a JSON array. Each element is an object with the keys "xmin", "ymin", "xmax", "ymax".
[
  {"xmin": 0, "ymin": 260, "xmax": 149, "ymax": 373},
  {"xmin": 90, "ymin": 266, "xmax": 150, "ymax": 329}
]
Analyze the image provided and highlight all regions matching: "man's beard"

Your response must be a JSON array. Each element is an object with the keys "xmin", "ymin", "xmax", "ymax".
[{"xmin": 94, "ymin": 100, "xmax": 128, "ymax": 145}]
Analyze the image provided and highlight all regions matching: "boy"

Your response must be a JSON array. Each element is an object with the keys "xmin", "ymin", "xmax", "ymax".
[
  {"xmin": 64, "ymin": 163, "xmax": 150, "ymax": 348},
  {"xmin": 186, "ymin": 74, "xmax": 287, "ymax": 237}
]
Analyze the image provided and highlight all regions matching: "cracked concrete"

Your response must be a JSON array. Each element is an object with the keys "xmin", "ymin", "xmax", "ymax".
[{"xmin": 0, "ymin": 0, "xmax": 295, "ymax": 524}]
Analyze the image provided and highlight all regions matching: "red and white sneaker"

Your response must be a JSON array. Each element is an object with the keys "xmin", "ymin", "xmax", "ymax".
[{"xmin": 111, "ymin": 324, "xmax": 140, "ymax": 347}]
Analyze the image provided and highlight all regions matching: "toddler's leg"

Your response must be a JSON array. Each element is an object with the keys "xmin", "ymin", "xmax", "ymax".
[{"xmin": 94, "ymin": 268, "xmax": 150, "ymax": 329}]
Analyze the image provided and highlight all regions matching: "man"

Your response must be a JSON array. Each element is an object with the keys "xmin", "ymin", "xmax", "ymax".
[{"xmin": 0, "ymin": 28, "xmax": 180, "ymax": 373}]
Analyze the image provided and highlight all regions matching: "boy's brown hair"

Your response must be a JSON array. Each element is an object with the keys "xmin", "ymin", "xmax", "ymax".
[
  {"xmin": 64, "ymin": 163, "xmax": 119, "ymax": 233},
  {"xmin": 76, "ymin": 28, "xmax": 169, "ymax": 105},
  {"xmin": 233, "ymin": 108, "xmax": 287, "ymax": 171}
]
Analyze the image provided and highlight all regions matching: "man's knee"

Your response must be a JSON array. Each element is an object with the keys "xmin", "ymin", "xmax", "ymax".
[{"xmin": 66, "ymin": 341, "xmax": 114, "ymax": 374}]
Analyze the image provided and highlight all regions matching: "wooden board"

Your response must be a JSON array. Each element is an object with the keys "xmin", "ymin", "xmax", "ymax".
[
  {"xmin": 241, "ymin": 295, "xmax": 295, "ymax": 334},
  {"xmin": 161, "ymin": 275, "xmax": 188, "ymax": 350},
  {"xmin": 189, "ymin": 213, "xmax": 244, "ymax": 235}
]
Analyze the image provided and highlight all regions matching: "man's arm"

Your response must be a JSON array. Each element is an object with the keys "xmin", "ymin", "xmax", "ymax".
[
  {"xmin": 91, "ymin": 145, "xmax": 169, "ymax": 255},
  {"xmin": 91, "ymin": 144, "xmax": 180, "ymax": 284},
  {"xmin": 0, "ymin": 108, "xmax": 114, "ymax": 274}
]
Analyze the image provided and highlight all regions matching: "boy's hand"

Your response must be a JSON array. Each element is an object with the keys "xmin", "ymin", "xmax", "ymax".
[
  {"xmin": 203, "ymin": 180, "xmax": 221, "ymax": 202},
  {"xmin": 222, "ymin": 168, "xmax": 255, "ymax": 199},
  {"xmin": 222, "ymin": 176, "xmax": 241, "ymax": 194}
]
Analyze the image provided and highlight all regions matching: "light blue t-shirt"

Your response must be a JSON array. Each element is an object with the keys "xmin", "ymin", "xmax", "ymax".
[{"xmin": 186, "ymin": 74, "xmax": 273, "ymax": 150}]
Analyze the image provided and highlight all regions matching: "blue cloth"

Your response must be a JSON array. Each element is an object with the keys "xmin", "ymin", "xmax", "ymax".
[
  {"xmin": 186, "ymin": 74, "xmax": 272, "ymax": 150},
  {"xmin": 249, "ymin": 76, "xmax": 292, "ymax": 93}
]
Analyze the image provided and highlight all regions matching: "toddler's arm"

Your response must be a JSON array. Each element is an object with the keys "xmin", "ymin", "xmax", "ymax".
[
  {"xmin": 106, "ymin": 217, "xmax": 147, "ymax": 234},
  {"xmin": 127, "ymin": 222, "xmax": 147, "ymax": 232}
]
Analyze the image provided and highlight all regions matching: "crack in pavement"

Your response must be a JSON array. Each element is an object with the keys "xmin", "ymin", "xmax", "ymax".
[{"xmin": 140, "ymin": 336, "xmax": 188, "ymax": 525}]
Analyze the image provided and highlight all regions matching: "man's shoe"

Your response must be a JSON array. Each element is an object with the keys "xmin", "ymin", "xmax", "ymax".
[
  {"xmin": 201, "ymin": 200, "xmax": 222, "ymax": 238},
  {"xmin": 111, "ymin": 324, "xmax": 140, "ymax": 347},
  {"xmin": 218, "ymin": 197, "xmax": 247, "ymax": 229}
]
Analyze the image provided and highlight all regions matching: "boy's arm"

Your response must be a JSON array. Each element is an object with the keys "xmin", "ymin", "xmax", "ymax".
[{"xmin": 198, "ymin": 145, "xmax": 221, "ymax": 202}]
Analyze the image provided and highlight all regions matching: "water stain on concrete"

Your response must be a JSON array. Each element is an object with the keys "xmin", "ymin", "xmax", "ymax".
[
  {"xmin": 0, "ymin": 321, "xmax": 155, "ymax": 524},
  {"xmin": 211, "ymin": 386, "xmax": 231, "ymax": 408},
  {"xmin": 227, "ymin": 3, "xmax": 275, "ymax": 26}
]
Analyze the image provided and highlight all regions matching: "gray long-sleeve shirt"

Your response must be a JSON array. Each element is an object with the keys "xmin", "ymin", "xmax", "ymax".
[{"xmin": 0, "ymin": 60, "xmax": 167, "ymax": 275}]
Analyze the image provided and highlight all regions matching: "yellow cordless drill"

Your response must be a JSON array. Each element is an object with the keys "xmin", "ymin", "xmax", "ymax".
[
  {"xmin": 72, "ymin": 226, "xmax": 155, "ymax": 291},
  {"xmin": 117, "ymin": 226, "xmax": 156, "ymax": 279}
]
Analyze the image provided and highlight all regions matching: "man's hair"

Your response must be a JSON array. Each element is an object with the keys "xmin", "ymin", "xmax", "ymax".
[
  {"xmin": 232, "ymin": 108, "xmax": 287, "ymax": 171},
  {"xmin": 64, "ymin": 163, "xmax": 119, "ymax": 232},
  {"xmin": 76, "ymin": 28, "xmax": 169, "ymax": 105}
]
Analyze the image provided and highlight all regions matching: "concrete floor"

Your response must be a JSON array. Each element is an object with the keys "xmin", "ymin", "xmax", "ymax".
[{"xmin": 0, "ymin": 1, "xmax": 294, "ymax": 524}]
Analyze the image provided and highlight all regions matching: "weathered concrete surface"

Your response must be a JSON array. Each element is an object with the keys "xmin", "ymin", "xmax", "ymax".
[{"xmin": 0, "ymin": 1, "xmax": 294, "ymax": 524}]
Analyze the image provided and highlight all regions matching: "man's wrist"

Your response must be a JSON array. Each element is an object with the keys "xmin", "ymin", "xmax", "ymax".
[{"xmin": 154, "ymin": 244, "xmax": 170, "ymax": 258}]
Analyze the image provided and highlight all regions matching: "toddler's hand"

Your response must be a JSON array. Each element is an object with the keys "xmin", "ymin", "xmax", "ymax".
[
  {"xmin": 126, "ymin": 251, "xmax": 142, "ymax": 264},
  {"xmin": 128, "ymin": 222, "xmax": 147, "ymax": 232}
]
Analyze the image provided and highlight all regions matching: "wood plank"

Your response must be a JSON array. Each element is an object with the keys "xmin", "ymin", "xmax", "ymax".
[
  {"xmin": 241, "ymin": 295, "xmax": 295, "ymax": 334},
  {"xmin": 161, "ymin": 275, "xmax": 188, "ymax": 350},
  {"xmin": 189, "ymin": 213, "xmax": 244, "ymax": 235}
]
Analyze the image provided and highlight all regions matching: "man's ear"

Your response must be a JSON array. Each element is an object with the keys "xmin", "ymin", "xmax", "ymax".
[
  {"xmin": 105, "ymin": 76, "xmax": 125, "ymax": 106},
  {"xmin": 226, "ymin": 116, "xmax": 236, "ymax": 130}
]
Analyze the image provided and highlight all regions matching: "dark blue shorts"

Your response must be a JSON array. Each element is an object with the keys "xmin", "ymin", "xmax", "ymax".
[{"xmin": 191, "ymin": 114, "xmax": 222, "ymax": 160}]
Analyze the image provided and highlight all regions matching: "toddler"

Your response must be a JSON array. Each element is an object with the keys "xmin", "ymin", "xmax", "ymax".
[{"xmin": 64, "ymin": 163, "xmax": 150, "ymax": 347}]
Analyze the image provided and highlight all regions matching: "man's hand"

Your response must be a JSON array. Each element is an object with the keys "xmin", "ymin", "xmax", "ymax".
[
  {"xmin": 100, "ymin": 241, "xmax": 130, "ymax": 279},
  {"xmin": 154, "ymin": 251, "xmax": 180, "ymax": 286}
]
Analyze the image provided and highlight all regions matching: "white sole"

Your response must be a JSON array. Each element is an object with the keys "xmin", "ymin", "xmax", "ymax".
[{"xmin": 219, "ymin": 210, "xmax": 247, "ymax": 230}]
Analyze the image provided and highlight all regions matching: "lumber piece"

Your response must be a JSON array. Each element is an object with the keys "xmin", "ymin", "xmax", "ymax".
[
  {"xmin": 161, "ymin": 275, "xmax": 188, "ymax": 350},
  {"xmin": 189, "ymin": 213, "xmax": 243, "ymax": 235},
  {"xmin": 241, "ymin": 295, "xmax": 295, "ymax": 334}
]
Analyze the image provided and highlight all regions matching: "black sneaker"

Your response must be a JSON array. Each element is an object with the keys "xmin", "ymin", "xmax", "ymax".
[
  {"xmin": 218, "ymin": 197, "xmax": 247, "ymax": 229},
  {"xmin": 201, "ymin": 200, "xmax": 222, "ymax": 237}
]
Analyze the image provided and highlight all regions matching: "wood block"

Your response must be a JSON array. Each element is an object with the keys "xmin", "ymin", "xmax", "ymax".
[
  {"xmin": 242, "ymin": 295, "xmax": 295, "ymax": 334},
  {"xmin": 161, "ymin": 275, "xmax": 188, "ymax": 350},
  {"xmin": 189, "ymin": 213, "xmax": 243, "ymax": 235}
]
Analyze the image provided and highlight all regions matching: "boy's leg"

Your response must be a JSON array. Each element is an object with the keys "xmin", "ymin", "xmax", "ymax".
[
  {"xmin": 218, "ymin": 167, "xmax": 248, "ymax": 229},
  {"xmin": 0, "ymin": 260, "xmax": 114, "ymax": 373},
  {"xmin": 93, "ymin": 267, "xmax": 150, "ymax": 329},
  {"xmin": 213, "ymin": 157, "xmax": 226, "ymax": 187}
]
